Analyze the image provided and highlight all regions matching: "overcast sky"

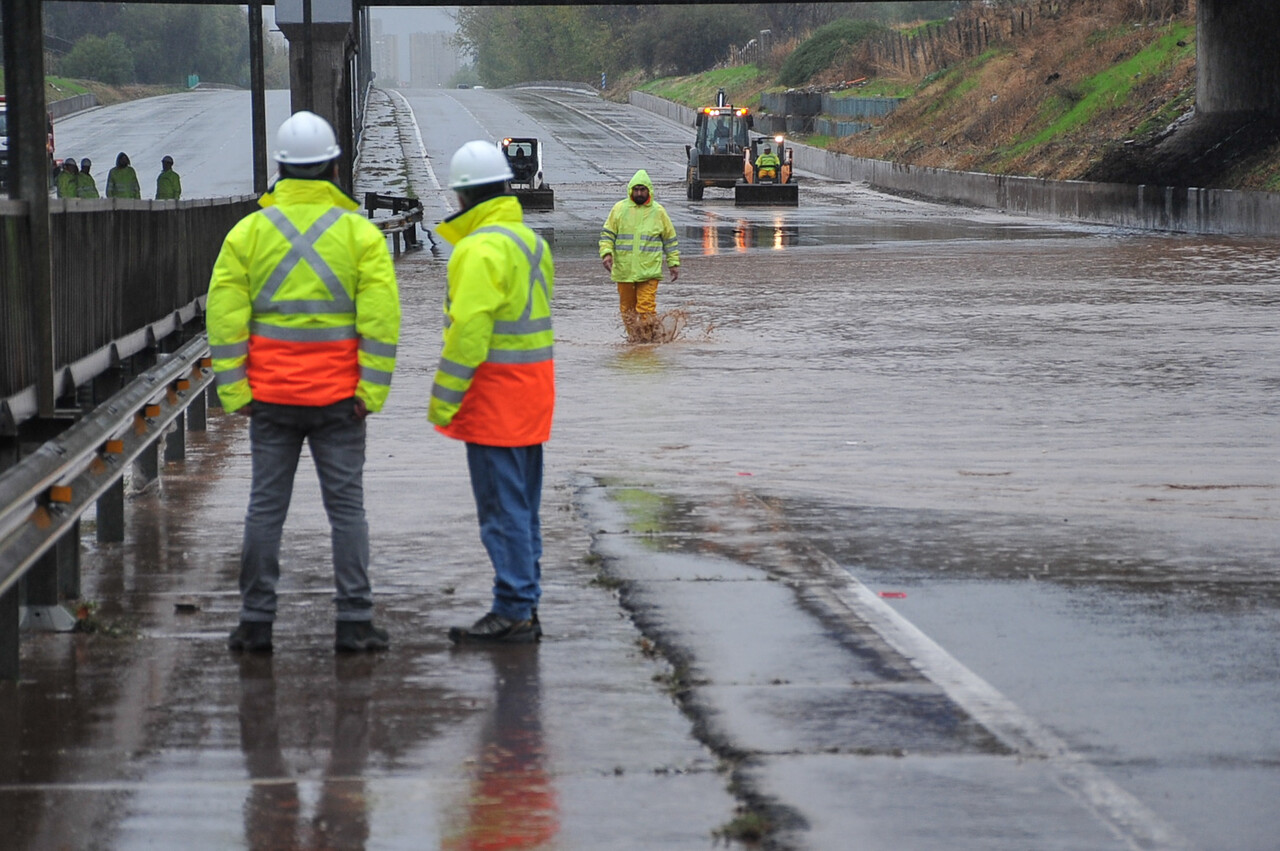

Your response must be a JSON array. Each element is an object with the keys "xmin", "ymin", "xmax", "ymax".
[{"xmin": 367, "ymin": 5, "xmax": 459, "ymax": 34}]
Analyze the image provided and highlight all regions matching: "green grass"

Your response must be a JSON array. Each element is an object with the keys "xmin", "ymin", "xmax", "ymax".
[
  {"xmin": 612, "ymin": 487, "xmax": 670, "ymax": 535},
  {"xmin": 641, "ymin": 65, "xmax": 769, "ymax": 108},
  {"xmin": 1010, "ymin": 21, "xmax": 1194, "ymax": 156},
  {"xmin": 0, "ymin": 73, "xmax": 92, "ymax": 103}
]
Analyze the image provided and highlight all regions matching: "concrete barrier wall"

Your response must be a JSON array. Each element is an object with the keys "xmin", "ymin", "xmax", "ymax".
[
  {"xmin": 630, "ymin": 91, "xmax": 1280, "ymax": 237},
  {"xmin": 631, "ymin": 91, "xmax": 695, "ymax": 128},
  {"xmin": 49, "ymin": 93, "xmax": 97, "ymax": 120}
]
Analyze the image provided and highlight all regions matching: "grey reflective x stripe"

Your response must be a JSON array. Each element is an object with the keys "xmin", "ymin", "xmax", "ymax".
[
  {"xmin": 210, "ymin": 341, "xmax": 248, "ymax": 359},
  {"xmin": 254, "ymin": 207, "xmax": 355, "ymax": 315},
  {"xmin": 250, "ymin": 321, "xmax": 357, "ymax": 342},
  {"xmin": 472, "ymin": 226, "xmax": 552, "ymax": 336},
  {"xmin": 359, "ymin": 338, "xmax": 397, "ymax": 358}
]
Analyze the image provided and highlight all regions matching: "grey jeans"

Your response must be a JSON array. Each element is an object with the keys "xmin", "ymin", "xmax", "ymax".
[{"xmin": 239, "ymin": 398, "xmax": 372, "ymax": 623}]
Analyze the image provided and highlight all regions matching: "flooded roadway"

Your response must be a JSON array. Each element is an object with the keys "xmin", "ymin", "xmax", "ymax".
[{"xmin": 3, "ymin": 88, "xmax": 1277, "ymax": 849}]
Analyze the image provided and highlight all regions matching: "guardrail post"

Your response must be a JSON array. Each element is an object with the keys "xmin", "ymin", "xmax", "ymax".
[
  {"xmin": 133, "ymin": 442, "xmax": 159, "ymax": 491},
  {"xmin": 97, "ymin": 478, "xmax": 125, "ymax": 543},
  {"xmin": 58, "ymin": 519, "xmax": 81, "ymax": 600},
  {"xmin": 0, "ymin": 585, "xmax": 17, "ymax": 680},
  {"xmin": 164, "ymin": 412, "xmax": 186, "ymax": 463},
  {"xmin": 21, "ymin": 543, "xmax": 75, "ymax": 632},
  {"xmin": 188, "ymin": 388, "xmax": 207, "ymax": 432}
]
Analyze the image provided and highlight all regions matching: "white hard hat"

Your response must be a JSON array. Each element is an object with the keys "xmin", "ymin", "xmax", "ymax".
[
  {"xmin": 448, "ymin": 140, "xmax": 513, "ymax": 189},
  {"xmin": 273, "ymin": 110, "xmax": 341, "ymax": 164}
]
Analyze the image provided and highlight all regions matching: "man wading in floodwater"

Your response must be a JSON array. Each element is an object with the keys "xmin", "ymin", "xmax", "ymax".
[{"xmin": 599, "ymin": 170, "xmax": 679, "ymax": 342}]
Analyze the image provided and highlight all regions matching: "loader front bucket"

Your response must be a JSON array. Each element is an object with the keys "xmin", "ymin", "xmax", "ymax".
[
  {"xmin": 734, "ymin": 182, "xmax": 799, "ymax": 207},
  {"xmin": 516, "ymin": 187, "xmax": 555, "ymax": 211}
]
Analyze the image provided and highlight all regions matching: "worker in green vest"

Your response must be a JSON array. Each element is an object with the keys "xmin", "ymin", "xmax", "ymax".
[
  {"xmin": 77, "ymin": 158, "xmax": 100, "ymax": 198},
  {"xmin": 55, "ymin": 158, "xmax": 79, "ymax": 198},
  {"xmin": 106, "ymin": 151, "xmax": 140, "ymax": 199},
  {"xmin": 155, "ymin": 155, "xmax": 182, "ymax": 200}
]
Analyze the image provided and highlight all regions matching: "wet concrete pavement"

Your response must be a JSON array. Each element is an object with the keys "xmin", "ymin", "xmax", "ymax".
[{"xmin": 3, "ymin": 87, "xmax": 1278, "ymax": 849}]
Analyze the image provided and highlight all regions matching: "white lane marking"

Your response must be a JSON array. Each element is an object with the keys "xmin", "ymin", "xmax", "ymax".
[{"xmin": 814, "ymin": 549, "xmax": 1190, "ymax": 851}]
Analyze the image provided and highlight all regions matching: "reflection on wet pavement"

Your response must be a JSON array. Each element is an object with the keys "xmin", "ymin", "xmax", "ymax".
[
  {"xmin": 237, "ymin": 654, "xmax": 377, "ymax": 850},
  {"xmin": 684, "ymin": 218, "xmax": 1088, "ymax": 255},
  {"xmin": 443, "ymin": 648, "xmax": 558, "ymax": 850}
]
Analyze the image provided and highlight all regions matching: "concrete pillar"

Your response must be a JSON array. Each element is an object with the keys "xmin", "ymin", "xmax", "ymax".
[
  {"xmin": 279, "ymin": 20, "xmax": 355, "ymax": 194},
  {"xmin": 1198, "ymin": 0, "xmax": 1280, "ymax": 114}
]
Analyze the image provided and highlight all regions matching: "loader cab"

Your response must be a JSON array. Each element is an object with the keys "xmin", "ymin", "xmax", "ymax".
[
  {"xmin": 694, "ymin": 107, "xmax": 751, "ymax": 156},
  {"xmin": 500, "ymin": 136, "xmax": 554, "ymax": 211},
  {"xmin": 501, "ymin": 137, "xmax": 542, "ymax": 188}
]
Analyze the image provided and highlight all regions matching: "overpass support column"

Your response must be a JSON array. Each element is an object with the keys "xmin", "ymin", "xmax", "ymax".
[
  {"xmin": 1198, "ymin": 0, "xmax": 1280, "ymax": 114},
  {"xmin": 278, "ymin": 0, "xmax": 356, "ymax": 193}
]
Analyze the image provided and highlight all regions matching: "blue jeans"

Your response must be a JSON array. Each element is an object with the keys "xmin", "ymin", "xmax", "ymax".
[
  {"xmin": 240, "ymin": 399, "xmax": 372, "ymax": 623},
  {"xmin": 465, "ymin": 443, "xmax": 543, "ymax": 621}
]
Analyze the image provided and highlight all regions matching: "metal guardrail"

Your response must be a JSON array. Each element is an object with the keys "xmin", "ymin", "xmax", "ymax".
[
  {"xmin": 0, "ymin": 334, "xmax": 213, "ymax": 598},
  {"xmin": 365, "ymin": 191, "xmax": 425, "ymax": 255}
]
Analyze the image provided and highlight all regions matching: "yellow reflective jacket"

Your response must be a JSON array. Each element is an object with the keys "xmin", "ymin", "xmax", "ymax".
[
  {"xmin": 430, "ymin": 194, "xmax": 555, "ymax": 446},
  {"xmin": 755, "ymin": 152, "xmax": 780, "ymax": 171},
  {"xmin": 599, "ymin": 170, "xmax": 679, "ymax": 283},
  {"xmin": 206, "ymin": 179, "xmax": 401, "ymax": 413},
  {"xmin": 106, "ymin": 165, "xmax": 140, "ymax": 199}
]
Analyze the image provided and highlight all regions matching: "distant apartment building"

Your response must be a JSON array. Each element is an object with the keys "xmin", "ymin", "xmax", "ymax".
[
  {"xmin": 370, "ymin": 18, "xmax": 400, "ymax": 86},
  {"xmin": 409, "ymin": 31, "xmax": 460, "ymax": 88}
]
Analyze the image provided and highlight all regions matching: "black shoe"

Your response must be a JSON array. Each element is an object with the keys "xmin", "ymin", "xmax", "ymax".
[
  {"xmin": 228, "ymin": 621, "xmax": 273, "ymax": 653},
  {"xmin": 335, "ymin": 621, "xmax": 390, "ymax": 652},
  {"xmin": 448, "ymin": 611, "xmax": 539, "ymax": 645},
  {"xmin": 531, "ymin": 608, "xmax": 543, "ymax": 640}
]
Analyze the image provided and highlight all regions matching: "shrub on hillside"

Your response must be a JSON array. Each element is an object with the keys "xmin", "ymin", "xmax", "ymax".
[
  {"xmin": 778, "ymin": 20, "xmax": 886, "ymax": 87},
  {"xmin": 60, "ymin": 33, "xmax": 135, "ymax": 85}
]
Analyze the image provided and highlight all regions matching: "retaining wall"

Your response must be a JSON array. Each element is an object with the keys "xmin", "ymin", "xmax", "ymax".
[
  {"xmin": 49, "ymin": 93, "xmax": 98, "ymax": 120},
  {"xmin": 629, "ymin": 91, "xmax": 1280, "ymax": 237}
]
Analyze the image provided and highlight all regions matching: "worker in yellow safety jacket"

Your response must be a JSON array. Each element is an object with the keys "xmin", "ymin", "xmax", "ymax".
[
  {"xmin": 155, "ymin": 155, "xmax": 181, "ymax": 200},
  {"xmin": 755, "ymin": 146, "xmax": 781, "ymax": 181},
  {"xmin": 207, "ymin": 110, "xmax": 401, "ymax": 654},
  {"xmin": 77, "ymin": 158, "xmax": 100, "ymax": 198},
  {"xmin": 106, "ymin": 151, "xmax": 140, "ymax": 199},
  {"xmin": 599, "ymin": 169, "xmax": 679, "ymax": 340},
  {"xmin": 55, "ymin": 158, "xmax": 79, "ymax": 198},
  {"xmin": 430, "ymin": 139, "xmax": 555, "ymax": 645}
]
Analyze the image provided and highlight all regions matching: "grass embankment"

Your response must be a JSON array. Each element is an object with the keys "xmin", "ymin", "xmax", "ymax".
[
  {"xmin": 0, "ymin": 71, "xmax": 183, "ymax": 108},
  {"xmin": 639, "ymin": 65, "xmax": 773, "ymax": 110},
  {"xmin": 627, "ymin": 6, "xmax": 1280, "ymax": 189}
]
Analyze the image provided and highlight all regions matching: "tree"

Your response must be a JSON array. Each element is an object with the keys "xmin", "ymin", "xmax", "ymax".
[{"xmin": 60, "ymin": 33, "xmax": 135, "ymax": 85}]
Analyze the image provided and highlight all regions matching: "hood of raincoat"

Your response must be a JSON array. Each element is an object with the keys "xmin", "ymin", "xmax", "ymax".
[{"xmin": 627, "ymin": 170, "xmax": 654, "ymax": 205}]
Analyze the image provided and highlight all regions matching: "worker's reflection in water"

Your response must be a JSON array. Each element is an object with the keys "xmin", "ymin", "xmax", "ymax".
[
  {"xmin": 236, "ymin": 655, "xmax": 373, "ymax": 850},
  {"xmin": 443, "ymin": 647, "xmax": 559, "ymax": 850}
]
